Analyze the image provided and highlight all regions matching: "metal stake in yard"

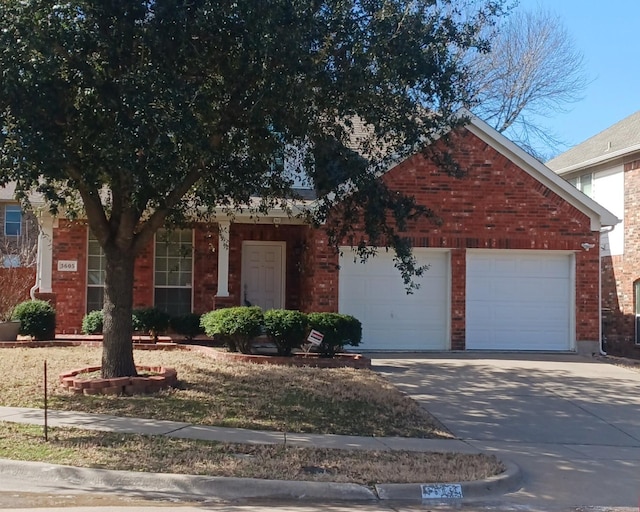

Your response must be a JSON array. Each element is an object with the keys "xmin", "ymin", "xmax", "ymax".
[{"xmin": 43, "ymin": 360, "xmax": 48, "ymax": 441}]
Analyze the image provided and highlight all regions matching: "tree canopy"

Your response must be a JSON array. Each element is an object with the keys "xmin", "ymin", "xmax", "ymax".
[{"xmin": 0, "ymin": 0, "xmax": 505, "ymax": 376}]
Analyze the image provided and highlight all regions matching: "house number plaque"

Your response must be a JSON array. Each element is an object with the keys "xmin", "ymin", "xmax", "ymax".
[{"xmin": 57, "ymin": 260, "xmax": 78, "ymax": 272}]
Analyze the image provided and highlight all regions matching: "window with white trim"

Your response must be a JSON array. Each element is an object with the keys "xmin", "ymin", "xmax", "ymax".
[
  {"xmin": 154, "ymin": 229, "xmax": 193, "ymax": 315},
  {"xmin": 568, "ymin": 173, "xmax": 593, "ymax": 198},
  {"xmin": 87, "ymin": 232, "xmax": 106, "ymax": 313},
  {"xmin": 4, "ymin": 205, "xmax": 22, "ymax": 236}
]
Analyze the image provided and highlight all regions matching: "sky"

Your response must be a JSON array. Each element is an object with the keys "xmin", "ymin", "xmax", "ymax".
[{"xmin": 510, "ymin": 0, "xmax": 640, "ymax": 157}]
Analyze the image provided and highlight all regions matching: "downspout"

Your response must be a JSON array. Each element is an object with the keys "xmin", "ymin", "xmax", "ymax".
[{"xmin": 598, "ymin": 225, "xmax": 616, "ymax": 356}]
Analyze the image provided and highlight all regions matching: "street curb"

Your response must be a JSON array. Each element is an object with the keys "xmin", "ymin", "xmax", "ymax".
[
  {"xmin": 0, "ymin": 457, "xmax": 520, "ymax": 503},
  {"xmin": 0, "ymin": 458, "xmax": 377, "ymax": 502},
  {"xmin": 375, "ymin": 460, "xmax": 521, "ymax": 501}
]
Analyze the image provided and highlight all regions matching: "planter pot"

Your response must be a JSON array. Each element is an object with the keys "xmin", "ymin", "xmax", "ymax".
[{"xmin": 0, "ymin": 321, "xmax": 20, "ymax": 341}]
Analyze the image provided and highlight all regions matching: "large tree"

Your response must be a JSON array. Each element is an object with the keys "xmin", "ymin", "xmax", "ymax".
[
  {"xmin": 467, "ymin": 7, "xmax": 588, "ymax": 158},
  {"xmin": 0, "ymin": 0, "xmax": 504, "ymax": 378}
]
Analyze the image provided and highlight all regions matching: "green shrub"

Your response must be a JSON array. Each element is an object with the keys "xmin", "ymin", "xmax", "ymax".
[
  {"xmin": 306, "ymin": 312, "xmax": 362, "ymax": 357},
  {"xmin": 200, "ymin": 306, "xmax": 263, "ymax": 354},
  {"xmin": 200, "ymin": 308, "xmax": 237, "ymax": 351},
  {"xmin": 11, "ymin": 299, "xmax": 56, "ymax": 341},
  {"xmin": 81, "ymin": 310, "xmax": 104, "ymax": 334},
  {"xmin": 170, "ymin": 313, "xmax": 204, "ymax": 341},
  {"xmin": 132, "ymin": 307, "xmax": 170, "ymax": 342},
  {"xmin": 263, "ymin": 309, "xmax": 308, "ymax": 356},
  {"xmin": 340, "ymin": 314, "xmax": 362, "ymax": 348}
]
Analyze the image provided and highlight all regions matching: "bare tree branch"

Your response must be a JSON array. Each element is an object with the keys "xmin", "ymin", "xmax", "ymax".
[{"xmin": 467, "ymin": 7, "xmax": 589, "ymax": 158}]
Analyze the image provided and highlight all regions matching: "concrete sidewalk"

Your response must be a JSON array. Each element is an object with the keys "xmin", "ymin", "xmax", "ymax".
[
  {"xmin": 0, "ymin": 405, "xmax": 520, "ymax": 503},
  {"xmin": 0, "ymin": 405, "xmax": 481, "ymax": 452}
]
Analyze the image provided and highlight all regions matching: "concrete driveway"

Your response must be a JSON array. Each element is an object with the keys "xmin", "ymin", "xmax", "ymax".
[{"xmin": 372, "ymin": 353, "xmax": 640, "ymax": 509}]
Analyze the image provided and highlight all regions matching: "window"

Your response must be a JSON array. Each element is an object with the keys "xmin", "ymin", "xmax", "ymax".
[
  {"xmin": 2, "ymin": 255, "xmax": 20, "ymax": 268},
  {"xmin": 4, "ymin": 205, "xmax": 22, "ymax": 236},
  {"xmin": 154, "ymin": 229, "xmax": 193, "ymax": 315},
  {"xmin": 636, "ymin": 281, "xmax": 640, "ymax": 345},
  {"xmin": 87, "ymin": 233, "xmax": 106, "ymax": 313},
  {"xmin": 568, "ymin": 173, "xmax": 593, "ymax": 198}
]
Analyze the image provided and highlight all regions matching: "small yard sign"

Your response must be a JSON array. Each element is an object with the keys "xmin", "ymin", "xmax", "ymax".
[{"xmin": 307, "ymin": 329, "xmax": 324, "ymax": 346}]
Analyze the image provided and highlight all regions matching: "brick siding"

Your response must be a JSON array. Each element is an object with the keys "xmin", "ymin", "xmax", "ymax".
[
  {"xmin": 48, "ymin": 128, "xmax": 601, "ymax": 349},
  {"xmin": 601, "ymin": 159, "xmax": 640, "ymax": 357},
  {"xmin": 302, "ymin": 129, "xmax": 600, "ymax": 349}
]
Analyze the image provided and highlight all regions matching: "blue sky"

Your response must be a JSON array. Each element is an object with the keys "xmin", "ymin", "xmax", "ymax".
[{"xmin": 510, "ymin": 0, "xmax": 640, "ymax": 156}]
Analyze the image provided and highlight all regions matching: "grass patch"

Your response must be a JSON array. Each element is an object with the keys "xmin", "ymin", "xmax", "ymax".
[
  {"xmin": 0, "ymin": 347, "xmax": 450, "ymax": 438},
  {"xmin": 0, "ymin": 422, "xmax": 503, "ymax": 485}
]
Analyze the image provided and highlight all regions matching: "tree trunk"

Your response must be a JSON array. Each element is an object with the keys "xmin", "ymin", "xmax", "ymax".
[{"xmin": 101, "ymin": 248, "xmax": 137, "ymax": 378}]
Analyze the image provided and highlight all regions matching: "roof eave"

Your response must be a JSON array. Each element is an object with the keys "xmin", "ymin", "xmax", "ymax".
[
  {"xmin": 462, "ymin": 111, "xmax": 620, "ymax": 230},
  {"xmin": 550, "ymin": 142, "xmax": 640, "ymax": 175}
]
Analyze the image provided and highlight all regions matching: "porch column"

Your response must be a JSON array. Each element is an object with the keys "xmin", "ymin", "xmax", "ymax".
[
  {"xmin": 216, "ymin": 220, "xmax": 230, "ymax": 297},
  {"xmin": 37, "ymin": 212, "xmax": 54, "ymax": 293}
]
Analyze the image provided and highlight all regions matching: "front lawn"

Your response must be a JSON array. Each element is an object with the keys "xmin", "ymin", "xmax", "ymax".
[
  {"xmin": 1, "ymin": 346, "xmax": 450, "ymax": 438},
  {"xmin": 0, "ymin": 422, "xmax": 503, "ymax": 484}
]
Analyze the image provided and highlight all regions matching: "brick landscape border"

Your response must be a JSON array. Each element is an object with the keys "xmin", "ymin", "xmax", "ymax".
[
  {"xmin": 0, "ymin": 338, "xmax": 371, "ymax": 369},
  {"xmin": 188, "ymin": 345, "xmax": 372, "ymax": 369},
  {"xmin": 59, "ymin": 365, "xmax": 178, "ymax": 396}
]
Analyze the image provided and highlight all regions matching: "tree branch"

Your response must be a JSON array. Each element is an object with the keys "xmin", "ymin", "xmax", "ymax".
[
  {"xmin": 65, "ymin": 164, "xmax": 110, "ymax": 245},
  {"xmin": 132, "ymin": 166, "xmax": 204, "ymax": 254}
]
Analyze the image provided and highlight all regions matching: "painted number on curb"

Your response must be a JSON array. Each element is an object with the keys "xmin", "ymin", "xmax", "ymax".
[{"xmin": 421, "ymin": 484, "xmax": 463, "ymax": 499}]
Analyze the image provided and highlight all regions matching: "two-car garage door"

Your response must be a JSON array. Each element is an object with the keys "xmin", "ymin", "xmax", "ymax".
[{"xmin": 339, "ymin": 248, "xmax": 573, "ymax": 351}]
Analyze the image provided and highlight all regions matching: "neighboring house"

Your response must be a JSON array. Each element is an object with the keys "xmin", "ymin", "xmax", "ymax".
[
  {"xmin": 36, "ymin": 114, "xmax": 618, "ymax": 354},
  {"xmin": 0, "ymin": 183, "xmax": 38, "ymax": 268},
  {"xmin": 547, "ymin": 110, "xmax": 640, "ymax": 357}
]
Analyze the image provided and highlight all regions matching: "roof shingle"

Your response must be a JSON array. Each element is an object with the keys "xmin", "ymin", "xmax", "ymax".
[{"xmin": 547, "ymin": 110, "xmax": 640, "ymax": 173}]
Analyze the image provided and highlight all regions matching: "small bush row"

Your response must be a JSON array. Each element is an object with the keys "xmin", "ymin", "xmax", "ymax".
[
  {"xmin": 82, "ymin": 308, "xmax": 204, "ymax": 341},
  {"xmin": 200, "ymin": 306, "xmax": 362, "ymax": 357},
  {"xmin": 80, "ymin": 306, "xmax": 363, "ymax": 357}
]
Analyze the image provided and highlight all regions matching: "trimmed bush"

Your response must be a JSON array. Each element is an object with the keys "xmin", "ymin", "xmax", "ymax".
[
  {"xmin": 170, "ymin": 313, "xmax": 204, "ymax": 341},
  {"xmin": 81, "ymin": 310, "xmax": 104, "ymax": 334},
  {"xmin": 306, "ymin": 312, "xmax": 362, "ymax": 357},
  {"xmin": 201, "ymin": 306, "xmax": 263, "ymax": 354},
  {"xmin": 263, "ymin": 309, "xmax": 308, "ymax": 356},
  {"xmin": 340, "ymin": 314, "xmax": 362, "ymax": 348},
  {"xmin": 132, "ymin": 307, "xmax": 170, "ymax": 342},
  {"xmin": 11, "ymin": 299, "xmax": 56, "ymax": 341}
]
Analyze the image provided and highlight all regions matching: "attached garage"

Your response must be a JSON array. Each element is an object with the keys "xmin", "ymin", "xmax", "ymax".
[
  {"xmin": 465, "ymin": 250, "xmax": 574, "ymax": 351},
  {"xmin": 338, "ymin": 248, "xmax": 449, "ymax": 351}
]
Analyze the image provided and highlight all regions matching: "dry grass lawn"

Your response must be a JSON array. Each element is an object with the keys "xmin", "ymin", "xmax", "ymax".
[
  {"xmin": 0, "ymin": 346, "xmax": 450, "ymax": 437},
  {"xmin": 0, "ymin": 422, "xmax": 504, "ymax": 485}
]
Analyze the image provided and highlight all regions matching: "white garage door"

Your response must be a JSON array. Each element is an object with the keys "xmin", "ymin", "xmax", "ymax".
[
  {"xmin": 339, "ymin": 248, "xmax": 449, "ymax": 351},
  {"xmin": 466, "ymin": 251, "xmax": 573, "ymax": 351}
]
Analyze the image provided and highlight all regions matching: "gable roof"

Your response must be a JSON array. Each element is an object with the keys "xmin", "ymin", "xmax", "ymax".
[
  {"xmin": 546, "ymin": 110, "xmax": 640, "ymax": 174},
  {"xmin": 457, "ymin": 110, "xmax": 619, "ymax": 230}
]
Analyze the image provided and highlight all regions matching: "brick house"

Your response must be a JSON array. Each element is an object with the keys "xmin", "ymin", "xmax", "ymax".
[
  {"xmin": 37, "ymin": 114, "xmax": 618, "ymax": 353},
  {"xmin": 547, "ymin": 110, "xmax": 639, "ymax": 357}
]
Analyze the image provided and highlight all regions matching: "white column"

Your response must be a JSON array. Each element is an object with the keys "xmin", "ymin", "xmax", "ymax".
[
  {"xmin": 216, "ymin": 221, "xmax": 230, "ymax": 297},
  {"xmin": 38, "ymin": 212, "xmax": 54, "ymax": 293}
]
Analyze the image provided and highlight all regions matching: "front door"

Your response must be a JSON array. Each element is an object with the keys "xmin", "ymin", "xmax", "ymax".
[{"xmin": 241, "ymin": 242, "xmax": 285, "ymax": 310}]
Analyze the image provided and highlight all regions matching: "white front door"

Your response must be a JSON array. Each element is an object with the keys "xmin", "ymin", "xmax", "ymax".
[{"xmin": 241, "ymin": 242, "xmax": 285, "ymax": 310}]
